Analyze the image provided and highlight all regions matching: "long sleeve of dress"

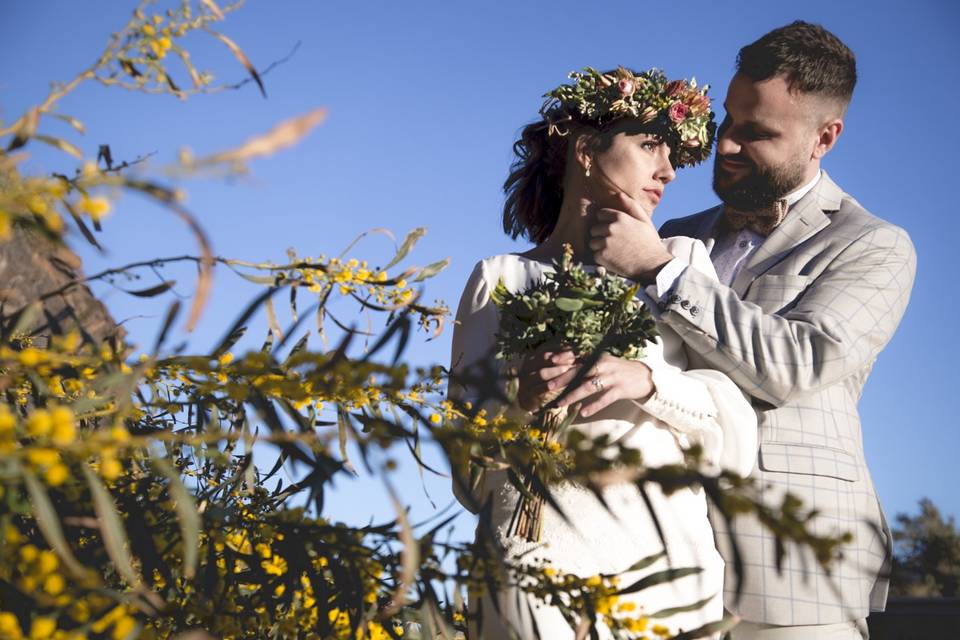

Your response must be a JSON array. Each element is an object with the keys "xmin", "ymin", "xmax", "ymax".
[
  {"xmin": 448, "ymin": 260, "xmax": 501, "ymax": 511},
  {"xmin": 635, "ymin": 236, "xmax": 758, "ymax": 477}
]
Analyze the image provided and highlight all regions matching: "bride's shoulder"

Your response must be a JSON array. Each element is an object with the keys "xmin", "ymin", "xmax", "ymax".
[{"xmin": 466, "ymin": 253, "xmax": 544, "ymax": 289}]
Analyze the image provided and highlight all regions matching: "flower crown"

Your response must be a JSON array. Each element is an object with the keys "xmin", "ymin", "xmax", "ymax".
[{"xmin": 541, "ymin": 66, "xmax": 717, "ymax": 168}]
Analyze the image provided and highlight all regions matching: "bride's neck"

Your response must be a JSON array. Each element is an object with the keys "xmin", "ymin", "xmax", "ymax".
[{"xmin": 524, "ymin": 192, "xmax": 596, "ymax": 263}]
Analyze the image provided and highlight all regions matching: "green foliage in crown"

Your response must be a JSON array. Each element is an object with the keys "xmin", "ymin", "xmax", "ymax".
[{"xmin": 542, "ymin": 66, "xmax": 717, "ymax": 168}]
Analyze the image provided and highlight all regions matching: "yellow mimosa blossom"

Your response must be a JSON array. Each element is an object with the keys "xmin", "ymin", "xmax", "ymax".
[
  {"xmin": 27, "ymin": 448, "xmax": 59, "ymax": 467},
  {"xmin": 109, "ymin": 425, "xmax": 130, "ymax": 444},
  {"xmin": 50, "ymin": 407, "xmax": 76, "ymax": 446},
  {"xmin": 0, "ymin": 211, "xmax": 11, "ymax": 240},
  {"xmin": 0, "ymin": 406, "xmax": 15, "ymax": 433},
  {"xmin": 0, "ymin": 612, "xmax": 22, "ymax": 639},
  {"xmin": 261, "ymin": 554, "xmax": 288, "ymax": 576},
  {"xmin": 100, "ymin": 455, "xmax": 122, "ymax": 481},
  {"xmin": 112, "ymin": 615, "xmax": 136, "ymax": 640},
  {"xmin": 42, "ymin": 573, "xmax": 65, "ymax": 596},
  {"xmin": 17, "ymin": 348, "xmax": 44, "ymax": 367},
  {"xmin": 37, "ymin": 550, "xmax": 58, "ymax": 574},
  {"xmin": 27, "ymin": 409, "xmax": 53, "ymax": 438},
  {"xmin": 26, "ymin": 194, "xmax": 48, "ymax": 216},
  {"xmin": 45, "ymin": 463, "xmax": 70, "ymax": 486},
  {"xmin": 29, "ymin": 617, "xmax": 56, "ymax": 640},
  {"xmin": 78, "ymin": 196, "xmax": 111, "ymax": 221}
]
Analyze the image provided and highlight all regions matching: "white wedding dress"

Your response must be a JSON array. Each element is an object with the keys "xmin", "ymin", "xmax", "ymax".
[{"xmin": 449, "ymin": 237, "xmax": 758, "ymax": 639}]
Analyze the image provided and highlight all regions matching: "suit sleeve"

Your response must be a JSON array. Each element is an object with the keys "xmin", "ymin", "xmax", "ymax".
[{"xmin": 656, "ymin": 224, "xmax": 916, "ymax": 407}]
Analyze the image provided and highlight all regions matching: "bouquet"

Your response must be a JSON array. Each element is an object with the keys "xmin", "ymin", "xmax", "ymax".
[{"xmin": 490, "ymin": 245, "xmax": 659, "ymax": 541}]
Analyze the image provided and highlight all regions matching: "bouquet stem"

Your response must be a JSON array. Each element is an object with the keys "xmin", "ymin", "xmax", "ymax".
[{"xmin": 507, "ymin": 405, "xmax": 571, "ymax": 543}]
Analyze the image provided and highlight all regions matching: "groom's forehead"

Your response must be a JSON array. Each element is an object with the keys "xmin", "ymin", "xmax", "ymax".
[{"xmin": 724, "ymin": 74, "xmax": 807, "ymax": 123}]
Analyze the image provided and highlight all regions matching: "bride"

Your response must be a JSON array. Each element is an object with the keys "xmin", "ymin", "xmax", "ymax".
[{"xmin": 449, "ymin": 67, "xmax": 757, "ymax": 639}]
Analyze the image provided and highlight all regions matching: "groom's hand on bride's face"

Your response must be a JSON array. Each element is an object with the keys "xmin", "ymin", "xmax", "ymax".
[
  {"xmin": 516, "ymin": 349, "xmax": 576, "ymax": 412},
  {"xmin": 589, "ymin": 192, "xmax": 673, "ymax": 284}
]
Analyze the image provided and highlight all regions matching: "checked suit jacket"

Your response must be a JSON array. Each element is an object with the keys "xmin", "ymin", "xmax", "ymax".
[{"xmin": 656, "ymin": 171, "xmax": 916, "ymax": 626}]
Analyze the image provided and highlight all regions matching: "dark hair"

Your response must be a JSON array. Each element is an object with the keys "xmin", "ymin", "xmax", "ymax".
[
  {"xmin": 502, "ymin": 104, "xmax": 666, "ymax": 243},
  {"xmin": 501, "ymin": 120, "xmax": 570, "ymax": 243},
  {"xmin": 737, "ymin": 21, "xmax": 856, "ymax": 106}
]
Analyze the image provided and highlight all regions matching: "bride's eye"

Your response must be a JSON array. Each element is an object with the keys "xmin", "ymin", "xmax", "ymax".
[{"xmin": 641, "ymin": 140, "xmax": 661, "ymax": 151}]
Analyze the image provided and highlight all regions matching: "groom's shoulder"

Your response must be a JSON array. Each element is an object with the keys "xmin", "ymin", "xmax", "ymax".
[
  {"xmin": 825, "ymin": 180, "xmax": 916, "ymax": 263},
  {"xmin": 831, "ymin": 183, "xmax": 913, "ymax": 245},
  {"xmin": 658, "ymin": 204, "xmax": 722, "ymax": 237}
]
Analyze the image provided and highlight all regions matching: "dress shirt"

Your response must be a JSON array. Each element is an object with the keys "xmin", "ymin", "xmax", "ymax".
[{"xmin": 651, "ymin": 171, "xmax": 822, "ymax": 295}]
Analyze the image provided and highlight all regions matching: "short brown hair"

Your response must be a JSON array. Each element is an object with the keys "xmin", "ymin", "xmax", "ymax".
[{"xmin": 737, "ymin": 21, "xmax": 856, "ymax": 106}]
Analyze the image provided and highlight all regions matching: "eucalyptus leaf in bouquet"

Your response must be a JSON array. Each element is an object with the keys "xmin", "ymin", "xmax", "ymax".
[{"xmin": 492, "ymin": 245, "xmax": 659, "ymax": 363}]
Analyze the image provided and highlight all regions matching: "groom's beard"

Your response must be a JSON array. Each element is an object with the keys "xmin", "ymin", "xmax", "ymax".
[{"xmin": 712, "ymin": 155, "xmax": 807, "ymax": 211}]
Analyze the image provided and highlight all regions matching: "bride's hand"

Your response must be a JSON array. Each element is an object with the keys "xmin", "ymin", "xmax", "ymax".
[
  {"xmin": 516, "ymin": 349, "xmax": 576, "ymax": 413},
  {"xmin": 551, "ymin": 353, "xmax": 655, "ymax": 418}
]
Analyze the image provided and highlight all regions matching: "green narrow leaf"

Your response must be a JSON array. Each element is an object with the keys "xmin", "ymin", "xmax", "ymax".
[
  {"xmin": 383, "ymin": 227, "xmax": 426, "ymax": 270},
  {"xmin": 336, "ymin": 407, "xmax": 358, "ymax": 475},
  {"xmin": 265, "ymin": 296, "xmax": 283, "ymax": 340},
  {"xmin": 384, "ymin": 482, "xmax": 419, "ymax": 615},
  {"xmin": 412, "ymin": 258, "xmax": 450, "ymax": 283},
  {"xmin": 207, "ymin": 30, "xmax": 266, "ymax": 98},
  {"xmin": 81, "ymin": 464, "xmax": 143, "ymax": 588},
  {"xmin": 34, "ymin": 134, "xmax": 83, "ymax": 158},
  {"xmin": 616, "ymin": 566, "xmax": 703, "ymax": 596},
  {"xmin": 48, "ymin": 112, "xmax": 87, "ymax": 134},
  {"xmin": 623, "ymin": 550, "xmax": 667, "ymax": 572},
  {"xmin": 23, "ymin": 470, "xmax": 87, "ymax": 577},
  {"xmin": 673, "ymin": 614, "xmax": 740, "ymax": 640},
  {"xmin": 151, "ymin": 458, "xmax": 200, "ymax": 579},
  {"xmin": 337, "ymin": 226, "xmax": 396, "ymax": 259},
  {"xmin": 122, "ymin": 280, "xmax": 177, "ymax": 297},
  {"xmin": 234, "ymin": 271, "xmax": 279, "ymax": 285},
  {"xmin": 648, "ymin": 594, "xmax": 716, "ymax": 619}
]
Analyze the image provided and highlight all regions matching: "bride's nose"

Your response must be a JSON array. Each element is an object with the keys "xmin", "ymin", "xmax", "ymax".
[{"xmin": 654, "ymin": 147, "xmax": 676, "ymax": 185}]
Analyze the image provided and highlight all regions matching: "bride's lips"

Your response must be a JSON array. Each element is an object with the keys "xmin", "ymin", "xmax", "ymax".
[{"xmin": 643, "ymin": 188, "xmax": 663, "ymax": 205}]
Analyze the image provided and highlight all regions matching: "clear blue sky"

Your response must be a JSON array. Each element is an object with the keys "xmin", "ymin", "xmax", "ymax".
[{"xmin": 2, "ymin": 1, "xmax": 958, "ymax": 536}]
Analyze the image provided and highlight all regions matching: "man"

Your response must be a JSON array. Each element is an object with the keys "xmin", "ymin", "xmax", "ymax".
[{"xmin": 587, "ymin": 21, "xmax": 917, "ymax": 639}]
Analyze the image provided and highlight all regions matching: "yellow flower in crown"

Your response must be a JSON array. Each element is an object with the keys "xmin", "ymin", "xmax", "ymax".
[{"xmin": 541, "ymin": 66, "xmax": 717, "ymax": 168}]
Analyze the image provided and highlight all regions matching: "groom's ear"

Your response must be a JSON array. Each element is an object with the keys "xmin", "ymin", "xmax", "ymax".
[{"xmin": 812, "ymin": 117, "xmax": 844, "ymax": 160}]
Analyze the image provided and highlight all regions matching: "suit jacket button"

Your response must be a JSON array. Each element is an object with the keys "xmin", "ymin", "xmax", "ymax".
[
  {"xmin": 669, "ymin": 294, "xmax": 682, "ymax": 304},
  {"xmin": 680, "ymin": 299, "xmax": 691, "ymax": 309},
  {"xmin": 690, "ymin": 306, "xmax": 700, "ymax": 316}
]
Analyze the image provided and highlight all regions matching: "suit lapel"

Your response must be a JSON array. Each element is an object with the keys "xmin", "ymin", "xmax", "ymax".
[{"xmin": 730, "ymin": 172, "xmax": 843, "ymax": 297}]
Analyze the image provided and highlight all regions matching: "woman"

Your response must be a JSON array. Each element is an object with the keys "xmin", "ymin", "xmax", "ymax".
[{"xmin": 449, "ymin": 67, "xmax": 757, "ymax": 639}]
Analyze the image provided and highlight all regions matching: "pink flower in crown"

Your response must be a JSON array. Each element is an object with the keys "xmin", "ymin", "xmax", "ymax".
[
  {"xmin": 668, "ymin": 101, "xmax": 689, "ymax": 123},
  {"xmin": 617, "ymin": 77, "xmax": 635, "ymax": 96}
]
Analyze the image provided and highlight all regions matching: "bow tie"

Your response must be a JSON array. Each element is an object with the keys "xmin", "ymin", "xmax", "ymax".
[{"xmin": 723, "ymin": 199, "xmax": 788, "ymax": 236}]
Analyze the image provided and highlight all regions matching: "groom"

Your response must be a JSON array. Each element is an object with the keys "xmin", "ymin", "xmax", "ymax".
[{"xmin": 589, "ymin": 21, "xmax": 916, "ymax": 640}]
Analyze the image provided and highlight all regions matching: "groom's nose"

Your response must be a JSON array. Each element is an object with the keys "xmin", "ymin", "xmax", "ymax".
[{"xmin": 716, "ymin": 130, "xmax": 741, "ymax": 157}]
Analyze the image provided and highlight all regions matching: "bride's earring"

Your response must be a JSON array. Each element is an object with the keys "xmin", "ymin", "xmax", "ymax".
[{"xmin": 585, "ymin": 163, "xmax": 591, "ymax": 178}]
